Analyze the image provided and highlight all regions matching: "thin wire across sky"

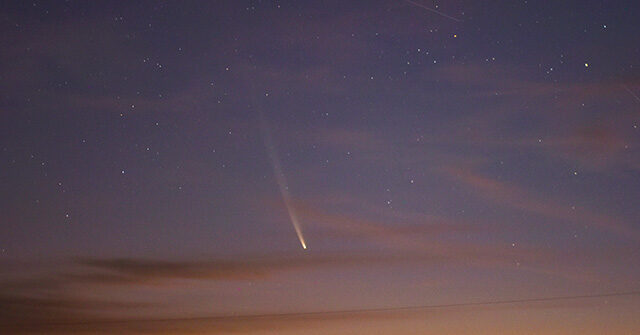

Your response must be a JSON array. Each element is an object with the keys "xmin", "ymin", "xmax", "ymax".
[{"xmin": 14, "ymin": 290, "xmax": 639, "ymax": 328}]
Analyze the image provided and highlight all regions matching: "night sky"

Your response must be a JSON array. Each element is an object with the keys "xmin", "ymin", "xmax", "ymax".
[{"xmin": 1, "ymin": 1, "xmax": 640, "ymax": 334}]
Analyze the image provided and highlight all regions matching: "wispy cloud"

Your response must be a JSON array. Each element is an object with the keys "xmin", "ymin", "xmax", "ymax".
[{"xmin": 443, "ymin": 166, "xmax": 639, "ymax": 240}]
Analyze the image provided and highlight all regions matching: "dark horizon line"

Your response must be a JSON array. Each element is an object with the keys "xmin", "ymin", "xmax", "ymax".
[{"xmin": 10, "ymin": 290, "xmax": 640, "ymax": 328}]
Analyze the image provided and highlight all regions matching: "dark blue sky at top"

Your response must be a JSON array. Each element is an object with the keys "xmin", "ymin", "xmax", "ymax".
[{"xmin": 1, "ymin": 0, "xmax": 639, "ymax": 255}]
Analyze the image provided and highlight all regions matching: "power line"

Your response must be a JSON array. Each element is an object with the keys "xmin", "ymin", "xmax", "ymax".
[{"xmin": 14, "ymin": 290, "xmax": 640, "ymax": 328}]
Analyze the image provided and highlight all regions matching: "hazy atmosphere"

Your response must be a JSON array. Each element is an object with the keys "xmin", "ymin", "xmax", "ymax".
[{"xmin": 1, "ymin": 1, "xmax": 639, "ymax": 333}]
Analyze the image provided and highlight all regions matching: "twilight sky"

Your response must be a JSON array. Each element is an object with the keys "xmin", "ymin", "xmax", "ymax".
[{"xmin": 1, "ymin": 1, "xmax": 639, "ymax": 334}]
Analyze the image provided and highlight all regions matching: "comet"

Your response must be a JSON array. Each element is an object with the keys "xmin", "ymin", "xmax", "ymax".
[{"xmin": 260, "ymin": 115, "xmax": 307, "ymax": 250}]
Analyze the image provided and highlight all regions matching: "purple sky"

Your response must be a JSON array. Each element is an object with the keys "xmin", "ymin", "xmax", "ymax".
[{"xmin": 1, "ymin": 1, "xmax": 639, "ymax": 333}]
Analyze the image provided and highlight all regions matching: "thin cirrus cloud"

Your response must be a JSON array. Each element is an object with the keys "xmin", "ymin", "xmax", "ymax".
[
  {"xmin": 285, "ymin": 197, "xmax": 612, "ymax": 283},
  {"xmin": 70, "ymin": 251, "xmax": 477, "ymax": 285},
  {"xmin": 442, "ymin": 166, "xmax": 639, "ymax": 241},
  {"xmin": 2, "ymin": 251, "xmax": 461, "ymax": 291}
]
